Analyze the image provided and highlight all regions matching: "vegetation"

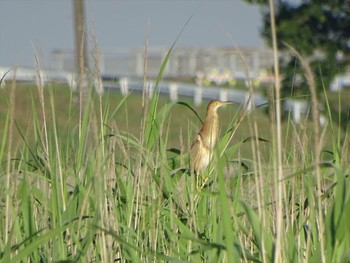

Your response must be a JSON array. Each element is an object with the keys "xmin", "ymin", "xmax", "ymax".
[
  {"xmin": 0, "ymin": 75, "xmax": 349, "ymax": 262},
  {"xmin": 1, "ymin": 2, "xmax": 350, "ymax": 261}
]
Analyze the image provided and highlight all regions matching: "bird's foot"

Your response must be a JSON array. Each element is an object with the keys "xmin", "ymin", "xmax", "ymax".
[{"xmin": 196, "ymin": 176, "xmax": 209, "ymax": 191}]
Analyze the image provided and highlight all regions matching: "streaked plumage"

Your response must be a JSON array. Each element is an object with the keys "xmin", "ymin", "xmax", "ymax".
[{"xmin": 190, "ymin": 100, "xmax": 233, "ymax": 176}]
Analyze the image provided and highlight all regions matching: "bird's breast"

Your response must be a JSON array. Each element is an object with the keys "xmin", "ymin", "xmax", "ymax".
[
  {"xmin": 200, "ymin": 119, "xmax": 219, "ymax": 149},
  {"xmin": 190, "ymin": 135, "xmax": 211, "ymax": 174}
]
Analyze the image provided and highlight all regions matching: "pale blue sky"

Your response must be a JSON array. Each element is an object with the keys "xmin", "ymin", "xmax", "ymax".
[{"xmin": 0, "ymin": 0, "xmax": 265, "ymax": 68}]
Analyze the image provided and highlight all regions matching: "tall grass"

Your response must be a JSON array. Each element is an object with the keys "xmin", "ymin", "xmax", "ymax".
[
  {"xmin": 1, "ymin": 75, "xmax": 349, "ymax": 263},
  {"xmin": 268, "ymin": 0, "xmax": 285, "ymax": 261},
  {"xmin": 1, "ymin": 17, "xmax": 350, "ymax": 263}
]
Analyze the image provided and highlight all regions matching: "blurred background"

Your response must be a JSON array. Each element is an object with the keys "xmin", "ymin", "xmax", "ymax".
[{"xmin": 0, "ymin": 0, "xmax": 349, "ymax": 128}]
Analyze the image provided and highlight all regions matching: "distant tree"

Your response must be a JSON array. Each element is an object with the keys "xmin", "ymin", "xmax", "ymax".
[{"xmin": 245, "ymin": 0, "xmax": 350, "ymax": 97}]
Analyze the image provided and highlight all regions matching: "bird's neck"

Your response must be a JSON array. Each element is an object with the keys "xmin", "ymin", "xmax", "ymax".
[{"xmin": 200, "ymin": 110, "xmax": 219, "ymax": 150}]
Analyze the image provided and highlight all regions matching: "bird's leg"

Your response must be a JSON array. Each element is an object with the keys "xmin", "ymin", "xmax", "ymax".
[
  {"xmin": 200, "ymin": 175, "xmax": 209, "ymax": 189},
  {"xmin": 195, "ymin": 172, "xmax": 209, "ymax": 191},
  {"xmin": 196, "ymin": 172, "xmax": 201, "ymax": 191}
]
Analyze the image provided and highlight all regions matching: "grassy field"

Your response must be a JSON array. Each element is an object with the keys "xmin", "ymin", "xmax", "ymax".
[{"xmin": 0, "ymin": 79, "xmax": 349, "ymax": 262}]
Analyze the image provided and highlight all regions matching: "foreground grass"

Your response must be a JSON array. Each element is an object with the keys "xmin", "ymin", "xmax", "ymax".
[{"xmin": 0, "ymin": 82, "xmax": 349, "ymax": 262}]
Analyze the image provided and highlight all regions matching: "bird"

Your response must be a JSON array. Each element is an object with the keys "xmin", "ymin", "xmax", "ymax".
[{"xmin": 190, "ymin": 100, "xmax": 234, "ymax": 188}]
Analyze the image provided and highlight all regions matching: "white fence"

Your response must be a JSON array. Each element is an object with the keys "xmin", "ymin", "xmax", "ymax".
[
  {"xmin": 0, "ymin": 66, "xmax": 75, "ymax": 88},
  {"xmin": 103, "ymin": 77, "xmax": 267, "ymax": 107},
  {"xmin": 2, "ymin": 66, "xmax": 327, "ymax": 124}
]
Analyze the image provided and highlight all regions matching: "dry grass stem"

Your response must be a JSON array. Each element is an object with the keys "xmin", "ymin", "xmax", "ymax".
[
  {"xmin": 284, "ymin": 43, "xmax": 326, "ymax": 263},
  {"xmin": 268, "ymin": 0, "xmax": 285, "ymax": 261}
]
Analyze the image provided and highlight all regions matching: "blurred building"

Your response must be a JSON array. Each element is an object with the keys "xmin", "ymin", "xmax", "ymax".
[{"xmin": 51, "ymin": 46, "xmax": 274, "ymax": 81}]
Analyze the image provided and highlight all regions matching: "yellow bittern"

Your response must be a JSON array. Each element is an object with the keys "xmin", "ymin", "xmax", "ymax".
[{"xmin": 190, "ymin": 100, "xmax": 234, "ymax": 187}]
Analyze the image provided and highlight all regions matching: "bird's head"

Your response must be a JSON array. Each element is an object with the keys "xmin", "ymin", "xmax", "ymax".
[{"xmin": 207, "ymin": 100, "xmax": 238, "ymax": 112}]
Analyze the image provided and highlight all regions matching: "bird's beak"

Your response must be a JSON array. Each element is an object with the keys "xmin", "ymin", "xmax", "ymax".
[{"xmin": 218, "ymin": 100, "xmax": 239, "ymax": 107}]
